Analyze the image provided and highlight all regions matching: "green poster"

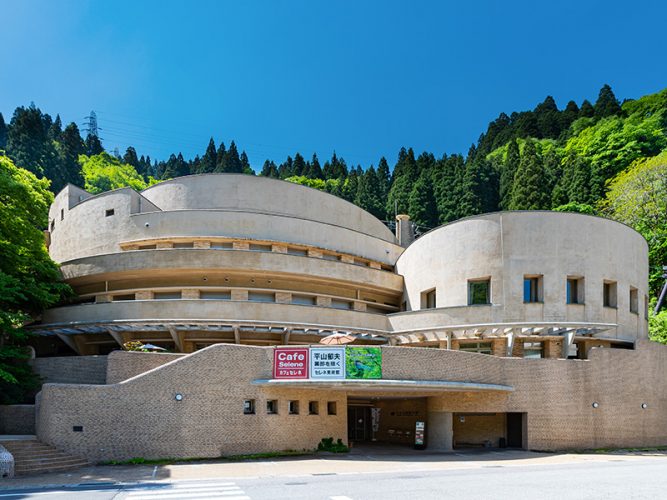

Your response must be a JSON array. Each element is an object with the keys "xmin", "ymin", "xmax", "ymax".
[{"xmin": 346, "ymin": 347, "xmax": 382, "ymax": 379}]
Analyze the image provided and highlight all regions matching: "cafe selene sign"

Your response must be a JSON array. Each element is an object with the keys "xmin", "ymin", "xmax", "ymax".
[{"xmin": 273, "ymin": 348, "xmax": 308, "ymax": 379}]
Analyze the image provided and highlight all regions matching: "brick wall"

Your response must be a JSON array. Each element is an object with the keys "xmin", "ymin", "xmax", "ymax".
[
  {"xmin": 106, "ymin": 351, "xmax": 186, "ymax": 384},
  {"xmin": 30, "ymin": 356, "xmax": 108, "ymax": 385},
  {"xmin": 35, "ymin": 340, "xmax": 667, "ymax": 462},
  {"xmin": 0, "ymin": 405, "xmax": 35, "ymax": 434}
]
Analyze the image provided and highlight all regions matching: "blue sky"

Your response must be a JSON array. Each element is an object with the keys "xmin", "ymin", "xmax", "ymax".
[{"xmin": 1, "ymin": 0, "xmax": 666, "ymax": 170}]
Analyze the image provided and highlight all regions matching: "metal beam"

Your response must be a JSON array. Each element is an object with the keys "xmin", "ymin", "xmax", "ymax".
[
  {"xmin": 168, "ymin": 326, "xmax": 184, "ymax": 353},
  {"xmin": 56, "ymin": 333, "xmax": 81, "ymax": 355},
  {"xmin": 561, "ymin": 330, "xmax": 576, "ymax": 359},
  {"xmin": 107, "ymin": 330, "xmax": 125, "ymax": 348}
]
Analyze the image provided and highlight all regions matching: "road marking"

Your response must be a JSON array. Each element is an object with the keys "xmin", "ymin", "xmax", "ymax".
[
  {"xmin": 126, "ymin": 480, "xmax": 249, "ymax": 500},
  {"xmin": 152, "ymin": 465, "xmax": 158, "ymax": 479},
  {"xmin": 330, "ymin": 496, "xmax": 353, "ymax": 500}
]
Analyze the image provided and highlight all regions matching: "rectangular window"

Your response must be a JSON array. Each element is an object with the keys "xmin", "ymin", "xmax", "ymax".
[
  {"xmin": 629, "ymin": 287, "xmax": 639, "ymax": 314},
  {"xmin": 327, "ymin": 401, "xmax": 337, "ymax": 415},
  {"xmin": 421, "ymin": 288, "xmax": 436, "ymax": 309},
  {"xmin": 322, "ymin": 253, "xmax": 339, "ymax": 261},
  {"xmin": 50, "ymin": 220, "xmax": 55, "ymax": 231},
  {"xmin": 308, "ymin": 401, "xmax": 319, "ymax": 415},
  {"xmin": 248, "ymin": 292, "xmax": 275, "ymax": 303},
  {"xmin": 566, "ymin": 277, "xmax": 584, "ymax": 304},
  {"xmin": 200, "ymin": 291, "xmax": 231, "ymax": 300},
  {"xmin": 243, "ymin": 399, "xmax": 255, "ymax": 415},
  {"xmin": 112, "ymin": 293, "xmax": 135, "ymax": 301},
  {"xmin": 292, "ymin": 294, "xmax": 316, "ymax": 306},
  {"xmin": 458, "ymin": 342, "xmax": 492, "ymax": 355},
  {"xmin": 603, "ymin": 281, "xmax": 617, "ymax": 308},
  {"xmin": 105, "ymin": 209, "xmax": 115, "ymax": 217},
  {"xmin": 287, "ymin": 248, "xmax": 308, "ymax": 257},
  {"xmin": 249, "ymin": 243, "xmax": 271, "ymax": 252},
  {"xmin": 645, "ymin": 295, "xmax": 650, "ymax": 320},
  {"xmin": 523, "ymin": 342, "xmax": 544, "ymax": 359},
  {"xmin": 138, "ymin": 244, "xmax": 157, "ymax": 250},
  {"xmin": 266, "ymin": 400, "xmax": 278, "ymax": 414},
  {"xmin": 331, "ymin": 299, "xmax": 352, "ymax": 310},
  {"xmin": 211, "ymin": 242, "xmax": 233, "ymax": 250},
  {"xmin": 173, "ymin": 242, "xmax": 194, "ymax": 249},
  {"xmin": 154, "ymin": 291, "xmax": 182, "ymax": 300},
  {"xmin": 468, "ymin": 279, "xmax": 490, "ymax": 305},
  {"xmin": 523, "ymin": 276, "xmax": 542, "ymax": 303},
  {"xmin": 61, "ymin": 208, "xmax": 64, "ymax": 220},
  {"xmin": 288, "ymin": 400, "xmax": 299, "ymax": 415}
]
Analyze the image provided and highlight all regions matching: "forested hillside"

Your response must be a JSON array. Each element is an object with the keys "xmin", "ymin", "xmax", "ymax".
[{"xmin": 2, "ymin": 84, "xmax": 667, "ymax": 292}]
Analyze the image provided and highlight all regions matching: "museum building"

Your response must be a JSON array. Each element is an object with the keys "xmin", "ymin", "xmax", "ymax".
[{"xmin": 7, "ymin": 173, "xmax": 667, "ymax": 462}]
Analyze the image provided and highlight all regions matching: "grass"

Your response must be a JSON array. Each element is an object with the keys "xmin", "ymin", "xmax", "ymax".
[{"xmin": 101, "ymin": 449, "xmax": 316, "ymax": 466}]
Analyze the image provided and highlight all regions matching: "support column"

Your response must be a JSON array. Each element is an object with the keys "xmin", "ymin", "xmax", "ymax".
[{"xmin": 426, "ymin": 410, "xmax": 453, "ymax": 451}]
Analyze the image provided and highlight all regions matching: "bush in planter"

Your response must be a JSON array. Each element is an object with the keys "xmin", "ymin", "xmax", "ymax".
[{"xmin": 317, "ymin": 437, "xmax": 349, "ymax": 453}]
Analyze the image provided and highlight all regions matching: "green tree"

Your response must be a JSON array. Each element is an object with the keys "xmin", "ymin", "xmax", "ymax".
[
  {"xmin": 199, "ymin": 138, "xmax": 217, "ymax": 174},
  {"xmin": 79, "ymin": 152, "xmax": 154, "ymax": 193},
  {"xmin": 509, "ymin": 140, "xmax": 550, "ymax": 210},
  {"xmin": 595, "ymin": 84, "xmax": 622, "ymax": 118},
  {"xmin": 85, "ymin": 133, "xmax": 104, "ymax": 156},
  {"xmin": 601, "ymin": 151, "xmax": 667, "ymax": 292},
  {"xmin": 53, "ymin": 122, "xmax": 85, "ymax": 192},
  {"xmin": 0, "ymin": 155, "xmax": 71, "ymax": 403},
  {"xmin": 500, "ymin": 139, "xmax": 520, "ymax": 209},
  {"xmin": 408, "ymin": 170, "xmax": 438, "ymax": 229},
  {"xmin": 123, "ymin": 147, "xmax": 139, "ymax": 168},
  {"xmin": 0, "ymin": 112, "xmax": 7, "ymax": 150}
]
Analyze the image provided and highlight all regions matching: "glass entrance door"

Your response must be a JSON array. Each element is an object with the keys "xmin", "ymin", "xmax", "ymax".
[{"xmin": 347, "ymin": 406, "xmax": 371, "ymax": 441}]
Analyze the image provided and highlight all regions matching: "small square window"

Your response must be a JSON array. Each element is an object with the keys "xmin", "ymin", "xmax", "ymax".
[
  {"xmin": 603, "ymin": 281, "xmax": 617, "ymax": 308},
  {"xmin": 288, "ymin": 400, "xmax": 299, "ymax": 415},
  {"xmin": 308, "ymin": 401, "xmax": 319, "ymax": 415},
  {"xmin": 327, "ymin": 401, "xmax": 337, "ymax": 415},
  {"xmin": 468, "ymin": 279, "xmax": 490, "ymax": 305},
  {"xmin": 567, "ymin": 277, "xmax": 584, "ymax": 304},
  {"xmin": 421, "ymin": 288, "xmax": 436, "ymax": 309},
  {"xmin": 105, "ymin": 209, "xmax": 115, "ymax": 217},
  {"xmin": 243, "ymin": 399, "xmax": 255, "ymax": 414},
  {"xmin": 266, "ymin": 400, "xmax": 278, "ymax": 414},
  {"xmin": 524, "ymin": 276, "xmax": 542, "ymax": 303},
  {"xmin": 629, "ymin": 287, "xmax": 639, "ymax": 314},
  {"xmin": 523, "ymin": 342, "xmax": 543, "ymax": 359}
]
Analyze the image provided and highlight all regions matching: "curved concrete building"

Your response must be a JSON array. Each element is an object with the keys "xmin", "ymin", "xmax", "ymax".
[{"xmin": 13, "ymin": 173, "xmax": 666, "ymax": 463}]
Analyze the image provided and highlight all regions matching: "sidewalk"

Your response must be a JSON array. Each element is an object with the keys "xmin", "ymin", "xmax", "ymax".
[{"xmin": 1, "ymin": 448, "xmax": 666, "ymax": 490}]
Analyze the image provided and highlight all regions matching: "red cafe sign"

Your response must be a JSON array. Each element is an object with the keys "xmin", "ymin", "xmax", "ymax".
[{"xmin": 273, "ymin": 348, "xmax": 309, "ymax": 379}]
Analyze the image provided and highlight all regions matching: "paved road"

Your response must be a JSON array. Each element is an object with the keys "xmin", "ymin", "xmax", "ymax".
[{"xmin": 1, "ymin": 458, "xmax": 665, "ymax": 499}]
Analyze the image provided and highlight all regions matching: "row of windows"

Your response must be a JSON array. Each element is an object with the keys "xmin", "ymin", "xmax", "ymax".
[
  {"xmin": 121, "ymin": 238, "xmax": 393, "ymax": 272},
  {"xmin": 422, "ymin": 276, "xmax": 646, "ymax": 316},
  {"xmin": 243, "ymin": 399, "xmax": 337, "ymax": 416},
  {"xmin": 95, "ymin": 289, "xmax": 397, "ymax": 314},
  {"xmin": 458, "ymin": 341, "xmax": 544, "ymax": 358}
]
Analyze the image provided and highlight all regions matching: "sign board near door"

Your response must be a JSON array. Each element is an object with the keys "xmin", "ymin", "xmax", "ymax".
[{"xmin": 274, "ymin": 346, "xmax": 382, "ymax": 380}]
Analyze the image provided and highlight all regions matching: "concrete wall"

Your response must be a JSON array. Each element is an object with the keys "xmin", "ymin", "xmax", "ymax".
[
  {"xmin": 35, "ymin": 341, "xmax": 667, "ymax": 461},
  {"xmin": 106, "ymin": 351, "xmax": 186, "ymax": 384},
  {"xmin": 140, "ymin": 174, "xmax": 395, "ymax": 242},
  {"xmin": 41, "ymin": 300, "xmax": 392, "ymax": 332},
  {"xmin": 395, "ymin": 212, "xmax": 649, "ymax": 341},
  {"xmin": 30, "ymin": 356, "xmax": 108, "ymax": 385},
  {"xmin": 0, "ymin": 405, "xmax": 35, "ymax": 434},
  {"xmin": 48, "ymin": 176, "xmax": 401, "ymax": 265}
]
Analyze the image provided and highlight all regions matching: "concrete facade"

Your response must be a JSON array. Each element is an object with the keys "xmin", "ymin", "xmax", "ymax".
[{"xmin": 21, "ymin": 174, "xmax": 667, "ymax": 459}]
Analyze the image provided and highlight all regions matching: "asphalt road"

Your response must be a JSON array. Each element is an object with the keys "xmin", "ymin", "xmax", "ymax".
[{"xmin": 1, "ymin": 458, "xmax": 665, "ymax": 500}]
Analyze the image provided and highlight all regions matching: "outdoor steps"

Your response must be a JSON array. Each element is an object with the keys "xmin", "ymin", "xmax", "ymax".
[{"xmin": 0, "ymin": 438, "xmax": 89, "ymax": 475}]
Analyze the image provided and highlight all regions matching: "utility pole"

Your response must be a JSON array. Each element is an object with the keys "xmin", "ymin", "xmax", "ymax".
[{"xmin": 83, "ymin": 110, "xmax": 101, "ymax": 138}]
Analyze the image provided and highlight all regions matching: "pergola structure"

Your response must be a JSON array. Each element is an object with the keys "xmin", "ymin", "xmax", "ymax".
[
  {"xmin": 388, "ymin": 321, "xmax": 625, "ymax": 358},
  {"xmin": 28, "ymin": 318, "xmax": 632, "ymax": 357}
]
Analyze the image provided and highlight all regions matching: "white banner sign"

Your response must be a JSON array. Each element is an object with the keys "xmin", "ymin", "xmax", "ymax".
[{"xmin": 309, "ymin": 347, "xmax": 345, "ymax": 379}]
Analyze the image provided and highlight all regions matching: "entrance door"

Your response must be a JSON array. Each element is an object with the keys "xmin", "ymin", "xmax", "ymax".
[
  {"xmin": 506, "ymin": 412, "xmax": 524, "ymax": 448},
  {"xmin": 348, "ymin": 406, "xmax": 371, "ymax": 442}
]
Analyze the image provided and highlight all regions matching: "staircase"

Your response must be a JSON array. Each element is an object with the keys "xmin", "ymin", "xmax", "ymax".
[{"xmin": 0, "ymin": 437, "xmax": 89, "ymax": 475}]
